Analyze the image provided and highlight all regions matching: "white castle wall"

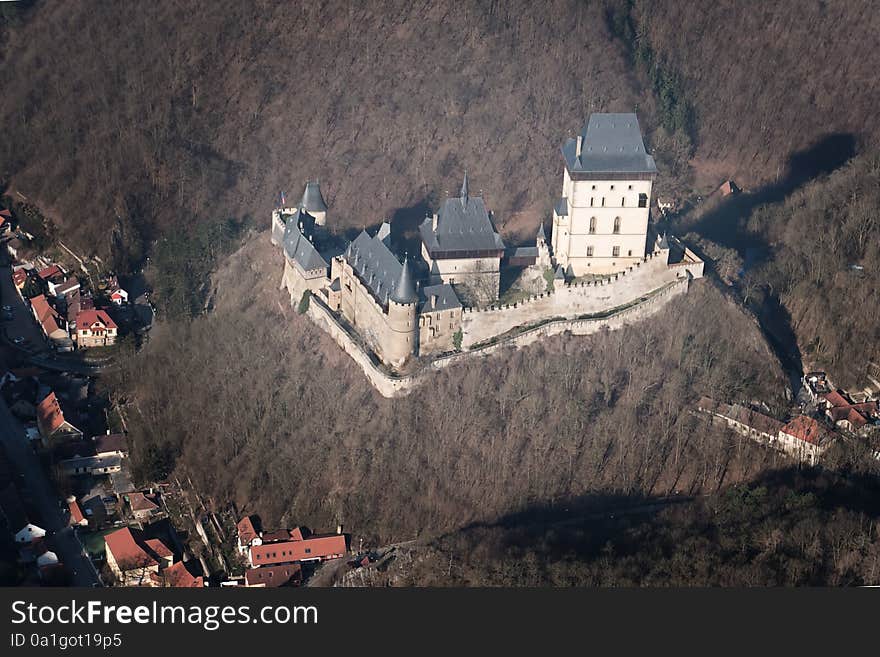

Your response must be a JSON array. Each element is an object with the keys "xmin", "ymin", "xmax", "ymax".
[
  {"xmin": 305, "ymin": 274, "xmax": 692, "ymax": 398},
  {"xmin": 460, "ymin": 249, "xmax": 702, "ymax": 349}
]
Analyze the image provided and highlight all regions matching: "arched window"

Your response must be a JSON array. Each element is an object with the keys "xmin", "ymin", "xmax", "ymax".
[
  {"xmin": 613, "ymin": 217, "xmax": 621, "ymax": 234},
  {"xmin": 589, "ymin": 217, "xmax": 597, "ymax": 234}
]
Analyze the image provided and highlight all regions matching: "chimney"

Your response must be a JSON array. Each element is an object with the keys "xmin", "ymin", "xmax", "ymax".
[
  {"xmin": 576, "ymin": 134, "xmax": 583, "ymax": 158},
  {"xmin": 432, "ymin": 212, "xmax": 438, "ymax": 231},
  {"xmin": 430, "ymin": 294, "xmax": 438, "ymax": 307},
  {"xmin": 336, "ymin": 524, "xmax": 343, "ymax": 535}
]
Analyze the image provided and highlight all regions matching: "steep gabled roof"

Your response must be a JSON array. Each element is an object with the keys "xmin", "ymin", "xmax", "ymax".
[
  {"xmin": 346, "ymin": 229, "xmax": 410, "ymax": 306},
  {"xmin": 76, "ymin": 309, "xmax": 117, "ymax": 330},
  {"xmin": 282, "ymin": 217, "xmax": 328, "ymax": 272},
  {"xmin": 563, "ymin": 113, "xmax": 657, "ymax": 175},
  {"xmin": 163, "ymin": 560, "xmax": 204, "ymax": 588},
  {"xmin": 104, "ymin": 527, "xmax": 157, "ymax": 571},
  {"xmin": 419, "ymin": 283, "xmax": 461, "ymax": 313},
  {"xmin": 420, "ymin": 173, "xmax": 505, "ymax": 255}
]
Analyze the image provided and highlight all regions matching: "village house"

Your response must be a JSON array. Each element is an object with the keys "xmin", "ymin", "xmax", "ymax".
[
  {"xmin": 127, "ymin": 491, "xmax": 161, "ymax": 522},
  {"xmin": 244, "ymin": 563, "xmax": 302, "ymax": 588},
  {"xmin": 551, "ymin": 113, "xmax": 657, "ymax": 275},
  {"xmin": 818, "ymin": 389, "xmax": 879, "ymax": 434},
  {"xmin": 697, "ymin": 397, "xmax": 783, "ymax": 443},
  {"xmin": 237, "ymin": 516, "xmax": 347, "ymax": 570},
  {"xmin": 108, "ymin": 286, "xmax": 128, "ymax": 305},
  {"xmin": 419, "ymin": 172, "xmax": 506, "ymax": 304},
  {"xmin": 36, "ymin": 391, "xmax": 82, "ymax": 446},
  {"xmin": 36, "ymin": 264, "xmax": 64, "ymax": 286},
  {"xmin": 104, "ymin": 526, "xmax": 174, "ymax": 587},
  {"xmin": 67, "ymin": 496, "xmax": 89, "ymax": 528},
  {"xmin": 74, "ymin": 309, "xmax": 117, "ymax": 347},
  {"xmin": 0, "ymin": 483, "xmax": 47, "ymax": 548},
  {"xmin": 161, "ymin": 560, "xmax": 204, "ymax": 588},
  {"xmin": 50, "ymin": 276, "xmax": 80, "ymax": 299},
  {"xmin": 29, "ymin": 294, "xmax": 69, "ymax": 345},
  {"xmin": 12, "ymin": 268, "xmax": 28, "ymax": 290},
  {"xmin": 776, "ymin": 415, "xmax": 833, "ymax": 465}
]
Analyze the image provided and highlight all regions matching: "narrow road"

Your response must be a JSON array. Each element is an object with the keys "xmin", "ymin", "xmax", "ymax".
[{"xmin": 0, "ymin": 397, "xmax": 101, "ymax": 586}]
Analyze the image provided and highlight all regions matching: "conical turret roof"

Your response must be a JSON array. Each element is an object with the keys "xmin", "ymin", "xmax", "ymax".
[
  {"xmin": 300, "ymin": 181, "xmax": 328, "ymax": 213},
  {"xmin": 391, "ymin": 258, "xmax": 417, "ymax": 304}
]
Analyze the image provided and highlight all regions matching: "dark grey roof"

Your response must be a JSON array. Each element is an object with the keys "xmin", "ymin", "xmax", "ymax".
[
  {"xmin": 329, "ymin": 278, "xmax": 341, "ymax": 292},
  {"xmin": 508, "ymin": 246, "xmax": 538, "ymax": 258},
  {"xmin": 554, "ymin": 197, "xmax": 568, "ymax": 217},
  {"xmin": 282, "ymin": 218, "xmax": 329, "ymax": 272},
  {"xmin": 420, "ymin": 178, "xmax": 505, "ymax": 254},
  {"xmin": 657, "ymin": 233, "xmax": 670, "ymax": 250},
  {"xmin": 419, "ymin": 283, "xmax": 461, "ymax": 313},
  {"xmin": 554, "ymin": 265, "xmax": 566, "ymax": 280},
  {"xmin": 391, "ymin": 259, "xmax": 417, "ymax": 304},
  {"xmin": 563, "ymin": 113, "xmax": 657, "ymax": 175},
  {"xmin": 346, "ymin": 230, "xmax": 413, "ymax": 306},
  {"xmin": 300, "ymin": 181, "xmax": 328, "ymax": 213}
]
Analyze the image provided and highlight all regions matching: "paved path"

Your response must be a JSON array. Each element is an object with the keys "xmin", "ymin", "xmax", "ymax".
[{"xmin": 0, "ymin": 397, "xmax": 101, "ymax": 586}]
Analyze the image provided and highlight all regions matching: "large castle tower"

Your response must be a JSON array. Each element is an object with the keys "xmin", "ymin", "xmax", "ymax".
[
  {"xmin": 551, "ymin": 113, "xmax": 657, "ymax": 276},
  {"xmin": 385, "ymin": 258, "xmax": 418, "ymax": 365}
]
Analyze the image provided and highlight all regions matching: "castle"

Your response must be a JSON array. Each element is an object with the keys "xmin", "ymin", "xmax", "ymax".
[{"xmin": 272, "ymin": 113, "xmax": 704, "ymax": 374}]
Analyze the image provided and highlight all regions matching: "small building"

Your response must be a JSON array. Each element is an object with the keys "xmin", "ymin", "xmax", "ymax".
[
  {"xmin": 75, "ymin": 309, "xmax": 117, "ymax": 348},
  {"xmin": 36, "ymin": 391, "xmax": 83, "ymax": 446},
  {"xmin": 719, "ymin": 180, "xmax": 740, "ymax": 196},
  {"xmin": 12, "ymin": 268, "xmax": 28, "ymax": 290},
  {"xmin": 36, "ymin": 264, "xmax": 64, "ymax": 283},
  {"xmin": 249, "ymin": 533, "xmax": 347, "ymax": 568},
  {"xmin": 161, "ymin": 560, "xmax": 204, "ymax": 588},
  {"xmin": 104, "ymin": 526, "xmax": 174, "ymax": 587},
  {"xmin": 776, "ymin": 416, "xmax": 833, "ymax": 465},
  {"xmin": 29, "ymin": 294, "xmax": 69, "ymax": 344},
  {"xmin": 244, "ymin": 563, "xmax": 302, "ymax": 588},
  {"xmin": 94, "ymin": 433, "xmax": 128, "ymax": 458},
  {"xmin": 67, "ymin": 496, "xmax": 88, "ymax": 528},
  {"xmin": 51, "ymin": 277, "xmax": 80, "ymax": 299},
  {"xmin": 108, "ymin": 287, "xmax": 129, "ymax": 305},
  {"xmin": 59, "ymin": 454, "xmax": 122, "ymax": 477},
  {"xmin": 128, "ymin": 491, "xmax": 161, "ymax": 521}
]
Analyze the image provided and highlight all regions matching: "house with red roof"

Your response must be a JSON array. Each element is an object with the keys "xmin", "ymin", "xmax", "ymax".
[
  {"xmin": 237, "ymin": 515, "xmax": 348, "ymax": 573},
  {"xmin": 75, "ymin": 309, "xmax": 117, "ymax": 348},
  {"xmin": 819, "ymin": 389, "xmax": 878, "ymax": 434},
  {"xmin": 244, "ymin": 563, "xmax": 302, "ymax": 588},
  {"xmin": 36, "ymin": 264, "xmax": 64, "ymax": 283},
  {"xmin": 161, "ymin": 560, "xmax": 204, "ymax": 588},
  {"xmin": 29, "ymin": 294, "xmax": 68, "ymax": 343},
  {"xmin": 776, "ymin": 416, "xmax": 833, "ymax": 465},
  {"xmin": 36, "ymin": 391, "xmax": 82, "ymax": 446},
  {"xmin": 127, "ymin": 491, "xmax": 161, "ymax": 521},
  {"xmin": 12, "ymin": 268, "xmax": 28, "ymax": 290},
  {"xmin": 104, "ymin": 526, "xmax": 174, "ymax": 587},
  {"xmin": 67, "ymin": 496, "xmax": 88, "ymax": 528}
]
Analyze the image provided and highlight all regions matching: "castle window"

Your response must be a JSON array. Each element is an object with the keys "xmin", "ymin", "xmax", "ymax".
[
  {"xmin": 613, "ymin": 217, "xmax": 621, "ymax": 234},
  {"xmin": 638, "ymin": 193, "xmax": 648, "ymax": 208},
  {"xmin": 601, "ymin": 197, "xmax": 605, "ymax": 207},
  {"xmin": 589, "ymin": 217, "xmax": 596, "ymax": 234},
  {"xmin": 628, "ymin": 250, "xmax": 633, "ymax": 256},
  {"xmin": 586, "ymin": 246, "xmax": 594, "ymax": 257},
  {"xmin": 590, "ymin": 197, "xmax": 593, "ymax": 207},
  {"xmin": 628, "ymin": 184, "xmax": 633, "ymax": 190},
  {"xmin": 612, "ymin": 246, "xmax": 620, "ymax": 257},
  {"xmin": 610, "ymin": 185, "xmax": 615, "ymax": 190},
  {"xmin": 591, "ymin": 185, "xmax": 596, "ymax": 190},
  {"xmin": 621, "ymin": 197, "xmax": 625, "ymax": 207}
]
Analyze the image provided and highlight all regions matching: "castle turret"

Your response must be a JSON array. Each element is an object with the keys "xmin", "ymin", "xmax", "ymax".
[
  {"xmin": 300, "ymin": 181, "xmax": 328, "ymax": 226},
  {"xmin": 385, "ymin": 258, "xmax": 418, "ymax": 365}
]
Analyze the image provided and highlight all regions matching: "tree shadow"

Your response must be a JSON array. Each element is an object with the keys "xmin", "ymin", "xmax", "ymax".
[
  {"xmin": 684, "ymin": 133, "xmax": 857, "ymax": 386},
  {"xmin": 690, "ymin": 132, "xmax": 857, "ymax": 260}
]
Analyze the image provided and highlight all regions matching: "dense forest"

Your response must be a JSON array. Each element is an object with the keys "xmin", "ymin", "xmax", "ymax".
[
  {"xmin": 108, "ymin": 234, "xmax": 788, "ymax": 543},
  {"xmin": 355, "ymin": 470, "xmax": 880, "ymax": 586},
  {"xmin": 5, "ymin": 1, "xmax": 880, "ymax": 583}
]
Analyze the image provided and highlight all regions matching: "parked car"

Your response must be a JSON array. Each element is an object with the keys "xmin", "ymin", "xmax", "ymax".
[{"xmin": 12, "ymin": 336, "xmax": 24, "ymax": 344}]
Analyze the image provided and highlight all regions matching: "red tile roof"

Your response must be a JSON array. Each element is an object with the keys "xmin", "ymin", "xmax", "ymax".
[
  {"xmin": 68, "ymin": 499, "xmax": 86, "ymax": 525},
  {"xmin": 144, "ymin": 538, "xmax": 173, "ymax": 559},
  {"xmin": 780, "ymin": 415, "xmax": 827, "ymax": 446},
  {"xmin": 129, "ymin": 492, "xmax": 160, "ymax": 513},
  {"xmin": 105, "ymin": 527, "xmax": 157, "ymax": 571},
  {"xmin": 829, "ymin": 406, "xmax": 868, "ymax": 429},
  {"xmin": 29, "ymin": 294, "xmax": 58, "ymax": 324},
  {"xmin": 250, "ymin": 534, "xmax": 347, "ymax": 566},
  {"xmin": 163, "ymin": 561, "xmax": 203, "ymax": 588},
  {"xmin": 36, "ymin": 392, "xmax": 65, "ymax": 435},
  {"xmin": 37, "ymin": 265, "xmax": 63, "ymax": 281},
  {"xmin": 237, "ymin": 516, "xmax": 259, "ymax": 544},
  {"xmin": 0, "ymin": 208, "xmax": 12, "ymax": 218},
  {"xmin": 12, "ymin": 269, "xmax": 27, "ymax": 286},
  {"xmin": 76, "ymin": 308, "xmax": 117, "ymax": 330},
  {"xmin": 822, "ymin": 390, "xmax": 849, "ymax": 408},
  {"xmin": 245, "ymin": 564, "xmax": 302, "ymax": 588}
]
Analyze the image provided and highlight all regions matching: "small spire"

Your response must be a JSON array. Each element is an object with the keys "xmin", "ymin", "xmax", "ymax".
[{"xmin": 391, "ymin": 257, "xmax": 417, "ymax": 304}]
